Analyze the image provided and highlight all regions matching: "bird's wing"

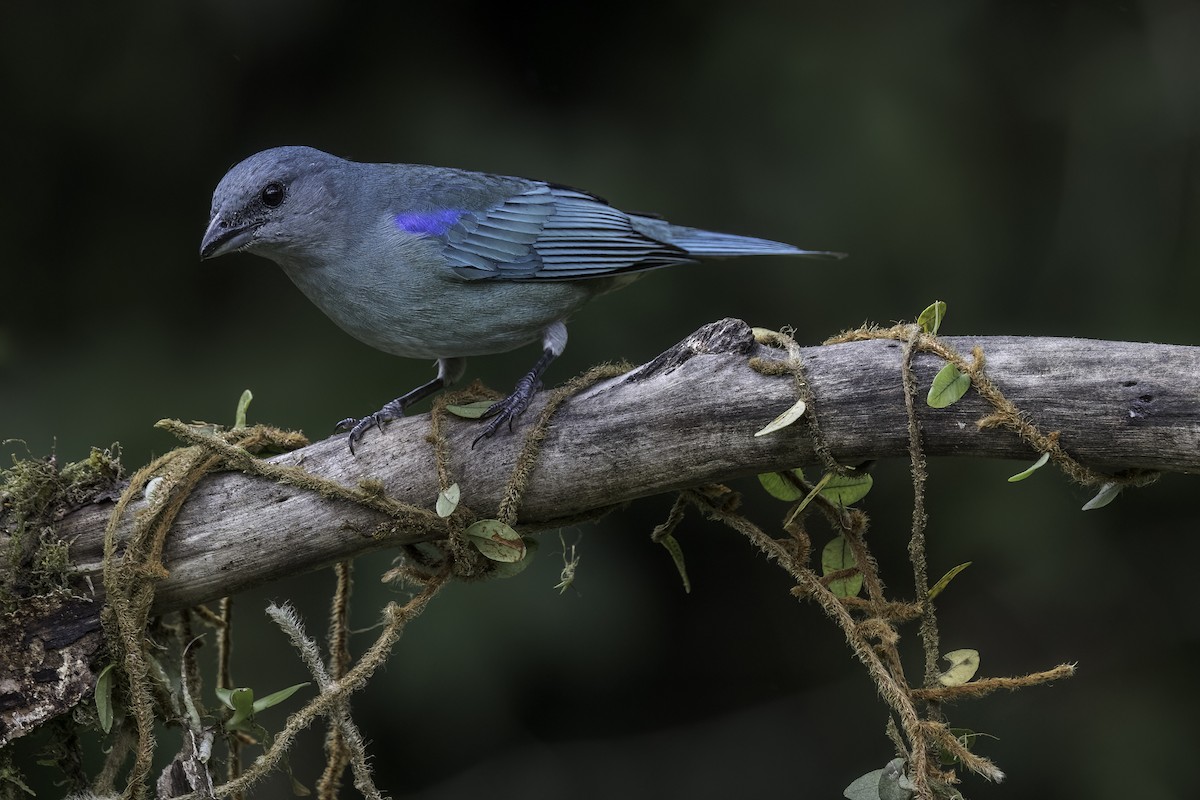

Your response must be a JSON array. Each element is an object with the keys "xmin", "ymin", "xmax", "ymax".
[{"xmin": 435, "ymin": 184, "xmax": 696, "ymax": 281}]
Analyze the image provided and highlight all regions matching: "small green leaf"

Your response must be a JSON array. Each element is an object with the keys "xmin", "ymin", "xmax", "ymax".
[
  {"xmin": 214, "ymin": 686, "xmax": 236, "ymax": 709},
  {"xmin": 95, "ymin": 662, "xmax": 116, "ymax": 733},
  {"xmin": 446, "ymin": 400, "xmax": 495, "ymax": 419},
  {"xmin": 927, "ymin": 562, "xmax": 972, "ymax": 602},
  {"xmin": 0, "ymin": 769, "xmax": 35, "ymax": 797},
  {"xmin": 782, "ymin": 471, "xmax": 834, "ymax": 528},
  {"xmin": 927, "ymin": 363, "xmax": 971, "ymax": 408},
  {"xmin": 435, "ymin": 483, "xmax": 460, "ymax": 518},
  {"xmin": 757, "ymin": 468, "xmax": 806, "ymax": 501},
  {"xmin": 754, "ymin": 398, "xmax": 807, "ymax": 437},
  {"xmin": 658, "ymin": 533, "xmax": 691, "ymax": 593},
  {"xmin": 917, "ymin": 301, "xmax": 947, "ymax": 335},
  {"xmin": 937, "ymin": 648, "xmax": 980, "ymax": 686},
  {"xmin": 488, "ymin": 537, "xmax": 538, "ymax": 579},
  {"xmin": 252, "ymin": 682, "xmax": 309, "ymax": 713},
  {"xmin": 221, "ymin": 687, "xmax": 256, "ymax": 730},
  {"xmin": 843, "ymin": 767, "xmax": 886, "ymax": 800},
  {"xmin": 463, "ymin": 519, "xmax": 527, "ymax": 562},
  {"xmin": 843, "ymin": 758, "xmax": 911, "ymax": 800},
  {"xmin": 820, "ymin": 472, "xmax": 873, "ymax": 506},
  {"xmin": 881, "ymin": 760, "xmax": 916, "ymax": 800},
  {"xmin": 822, "ymin": 535, "xmax": 863, "ymax": 598},
  {"xmin": 234, "ymin": 389, "xmax": 253, "ymax": 430},
  {"xmin": 1082, "ymin": 482, "xmax": 1121, "ymax": 511},
  {"xmin": 1008, "ymin": 452, "xmax": 1050, "ymax": 482}
]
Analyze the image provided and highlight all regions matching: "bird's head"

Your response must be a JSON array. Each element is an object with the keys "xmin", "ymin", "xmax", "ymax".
[{"xmin": 200, "ymin": 145, "xmax": 348, "ymax": 262}]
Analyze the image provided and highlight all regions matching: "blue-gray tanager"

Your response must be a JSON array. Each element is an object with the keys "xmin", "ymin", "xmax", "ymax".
[{"xmin": 200, "ymin": 146, "xmax": 844, "ymax": 451}]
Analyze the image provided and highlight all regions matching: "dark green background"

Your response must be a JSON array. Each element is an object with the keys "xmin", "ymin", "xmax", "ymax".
[{"xmin": 4, "ymin": 2, "xmax": 1199, "ymax": 798}]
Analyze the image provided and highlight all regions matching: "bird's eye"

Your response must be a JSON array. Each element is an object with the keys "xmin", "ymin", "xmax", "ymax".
[{"xmin": 261, "ymin": 182, "xmax": 286, "ymax": 208}]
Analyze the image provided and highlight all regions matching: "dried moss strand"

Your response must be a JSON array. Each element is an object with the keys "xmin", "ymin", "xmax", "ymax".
[
  {"xmin": 497, "ymin": 362, "xmax": 629, "ymax": 526},
  {"xmin": 426, "ymin": 380, "xmax": 504, "ymax": 494},
  {"xmin": 201, "ymin": 579, "xmax": 444, "ymax": 800},
  {"xmin": 267, "ymin": 600, "xmax": 385, "ymax": 800},
  {"xmin": 900, "ymin": 330, "xmax": 941, "ymax": 687},
  {"xmin": 317, "ymin": 561, "xmax": 355, "ymax": 800},
  {"xmin": 750, "ymin": 327, "xmax": 842, "ymax": 475},
  {"xmin": 911, "ymin": 663, "xmax": 1077, "ymax": 703},
  {"xmin": 688, "ymin": 487, "xmax": 934, "ymax": 797},
  {"xmin": 101, "ymin": 425, "xmax": 313, "ymax": 800},
  {"xmin": 155, "ymin": 420, "xmax": 446, "ymax": 532},
  {"xmin": 826, "ymin": 324, "xmax": 1153, "ymax": 490},
  {"xmin": 102, "ymin": 446, "xmax": 218, "ymax": 800}
]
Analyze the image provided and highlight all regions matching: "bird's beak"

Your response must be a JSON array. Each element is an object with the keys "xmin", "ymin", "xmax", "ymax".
[{"xmin": 200, "ymin": 214, "xmax": 259, "ymax": 260}]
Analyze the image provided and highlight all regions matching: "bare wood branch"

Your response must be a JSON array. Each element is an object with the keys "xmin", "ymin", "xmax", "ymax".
[
  {"xmin": 4, "ymin": 318, "xmax": 1200, "ymax": 744},
  {"xmin": 54, "ymin": 319, "xmax": 1200, "ymax": 610}
]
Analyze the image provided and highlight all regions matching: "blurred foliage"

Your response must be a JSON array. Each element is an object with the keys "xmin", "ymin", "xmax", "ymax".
[{"xmin": 3, "ymin": 1, "xmax": 1200, "ymax": 798}]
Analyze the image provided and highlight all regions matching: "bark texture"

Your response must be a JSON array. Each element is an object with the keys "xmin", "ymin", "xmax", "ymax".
[{"xmin": 4, "ymin": 319, "xmax": 1199, "ymax": 744}]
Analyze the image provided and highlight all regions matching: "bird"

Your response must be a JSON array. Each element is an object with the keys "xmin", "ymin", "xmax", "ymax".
[{"xmin": 200, "ymin": 146, "xmax": 844, "ymax": 452}]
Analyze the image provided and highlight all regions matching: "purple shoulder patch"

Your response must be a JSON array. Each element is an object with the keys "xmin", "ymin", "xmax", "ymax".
[{"xmin": 394, "ymin": 209, "xmax": 465, "ymax": 237}]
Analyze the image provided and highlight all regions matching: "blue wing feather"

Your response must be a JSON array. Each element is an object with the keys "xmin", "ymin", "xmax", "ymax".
[
  {"xmin": 441, "ymin": 185, "xmax": 694, "ymax": 281},
  {"xmin": 430, "ymin": 181, "xmax": 835, "ymax": 281}
]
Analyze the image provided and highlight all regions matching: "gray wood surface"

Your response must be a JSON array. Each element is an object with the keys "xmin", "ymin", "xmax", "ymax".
[
  {"xmin": 58, "ymin": 318, "xmax": 1200, "ymax": 613},
  {"xmin": 5, "ymin": 319, "xmax": 1199, "ymax": 745}
]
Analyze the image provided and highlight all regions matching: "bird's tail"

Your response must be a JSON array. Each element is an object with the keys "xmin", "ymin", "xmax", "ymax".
[{"xmin": 662, "ymin": 222, "xmax": 845, "ymax": 260}]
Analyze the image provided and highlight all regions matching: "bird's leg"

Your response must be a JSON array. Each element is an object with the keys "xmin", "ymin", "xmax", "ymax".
[
  {"xmin": 337, "ymin": 357, "xmax": 465, "ymax": 454},
  {"xmin": 474, "ymin": 321, "xmax": 567, "ymax": 446},
  {"xmin": 473, "ymin": 350, "xmax": 556, "ymax": 445}
]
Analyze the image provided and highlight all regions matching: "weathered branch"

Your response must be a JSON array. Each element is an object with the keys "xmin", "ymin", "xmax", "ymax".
[
  {"xmin": 4, "ymin": 318, "xmax": 1200, "ymax": 744},
  {"xmin": 45, "ymin": 319, "xmax": 1200, "ymax": 607}
]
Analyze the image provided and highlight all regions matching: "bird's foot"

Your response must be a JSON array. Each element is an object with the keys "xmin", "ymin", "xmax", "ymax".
[
  {"xmin": 472, "ymin": 379, "xmax": 542, "ymax": 447},
  {"xmin": 335, "ymin": 398, "xmax": 406, "ymax": 455},
  {"xmin": 335, "ymin": 373, "xmax": 452, "ymax": 455}
]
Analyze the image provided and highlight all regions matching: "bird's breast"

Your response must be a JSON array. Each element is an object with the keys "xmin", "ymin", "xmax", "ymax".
[{"xmin": 274, "ymin": 229, "xmax": 597, "ymax": 360}]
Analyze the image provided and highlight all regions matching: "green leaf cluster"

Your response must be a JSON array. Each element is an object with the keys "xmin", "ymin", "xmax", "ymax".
[{"xmin": 216, "ymin": 682, "xmax": 309, "ymax": 733}]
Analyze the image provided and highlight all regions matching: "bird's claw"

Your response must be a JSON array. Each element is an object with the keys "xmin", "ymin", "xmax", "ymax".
[
  {"xmin": 334, "ymin": 378, "xmax": 450, "ymax": 455},
  {"xmin": 472, "ymin": 384, "xmax": 539, "ymax": 447},
  {"xmin": 335, "ymin": 407, "xmax": 400, "ymax": 455}
]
